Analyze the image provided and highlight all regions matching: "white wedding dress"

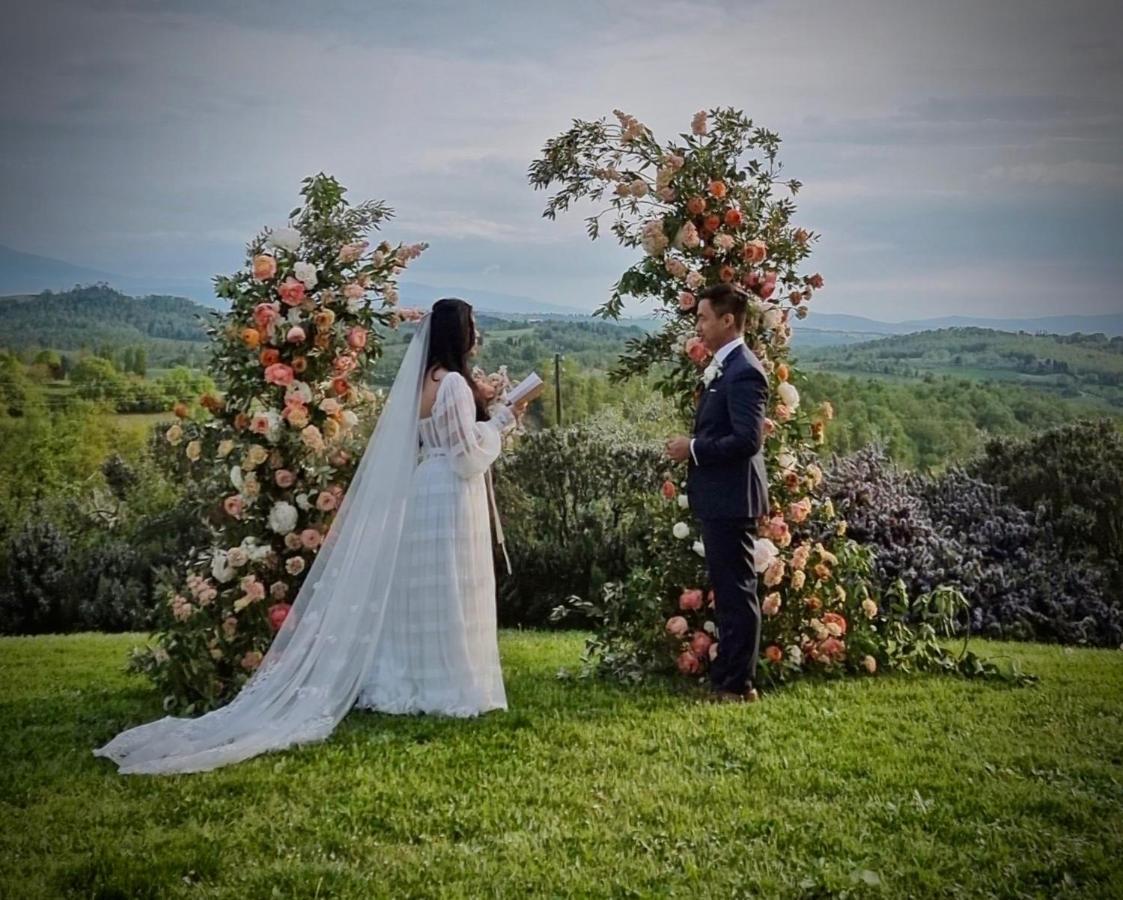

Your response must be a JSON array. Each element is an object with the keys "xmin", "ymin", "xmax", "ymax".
[
  {"xmin": 356, "ymin": 370, "xmax": 511, "ymax": 715},
  {"xmin": 93, "ymin": 315, "xmax": 512, "ymax": 775}
]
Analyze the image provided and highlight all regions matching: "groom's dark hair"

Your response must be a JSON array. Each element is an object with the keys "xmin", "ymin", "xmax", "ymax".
[{"xmin": 697, "ymin": 283, "xmax": 749, "ymax": 328}]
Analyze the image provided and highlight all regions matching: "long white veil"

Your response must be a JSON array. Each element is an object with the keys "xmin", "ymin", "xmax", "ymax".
[{"xmin": 94, "ymin": 315, "xmax": 431, "ymax": 774}]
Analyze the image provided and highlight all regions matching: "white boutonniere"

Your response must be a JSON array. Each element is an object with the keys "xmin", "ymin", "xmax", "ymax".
[{"xmin": 701, "ymin": 359, "xmax": 723, "ymax": 388}]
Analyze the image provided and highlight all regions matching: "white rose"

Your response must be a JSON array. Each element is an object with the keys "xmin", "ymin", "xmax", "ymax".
[
  {"xmin": 703, "ymin": 620, "xmax": 717, "ymax": 635},
  {"xmin": 210, "ymin": 550, "xmax": 235, "ymax": 583},
  {"xmin": 752, "ymin": 538, "xmax": 779, "ymax": 574},
  {"xmin": 268, "ymin": 501, "xmax": 299, "ymax": 535},
  {"xmin": 763, "ymin": 308, "xmax": 783, "ymax": 331},
  {"xmin": 226, "ymin": 547, "xmax": 249, "ymax": 568},
  {"xmin": 672, "ymin": 521, "xmax": 690, "ymax": 540},
  {"xmin": 293, "ymin": 261, "xmax": 318, "ymax": 289},
  {"xmin": 285, "ymin": 381, "xmax": 313, "ymax": 406},
  {"xmin": 266, "ymin": 226, "xmax": 301, "ymax": 252},
  {"xmin": 295, "ymin": 492, "xmax": 312, "ymax": 511},
  {"xmin": 342, "ymin": 410, "xmax": 359, "ymax": 428},
  {"xmin": 692, "ymin": 540, "xmax": 706, "ymax": 558},
  {"xmin": 229, "ymin": 465, "xmax": 244, "ymax": 490},
  {"xmin": 677, "ymin": 494, "xmax": 689, "ymax": 510},
  {"xmin": 777, "ymin": 452, "xmax": 797, "ymax": 473},
  {"xmin": 286, "ymin": 306, "xmax": 304, "ymax": 326},
  {"xmin": 786, "ymin": 645, "xmax": 803, "ymax": 666},
  {"xmin": 777, "ymin": 381, "xmax": 800, "ymax": 410}
]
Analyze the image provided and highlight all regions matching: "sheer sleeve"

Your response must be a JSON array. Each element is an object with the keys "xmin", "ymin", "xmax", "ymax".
[{"xmin": 434, "ymin": 372, "xmax": 514, "ymax": 479}]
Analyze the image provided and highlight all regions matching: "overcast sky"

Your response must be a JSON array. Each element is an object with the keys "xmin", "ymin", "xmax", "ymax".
[{"xmin": 2, "ymin": 0, "xmax": 1121, "ymax": 319}]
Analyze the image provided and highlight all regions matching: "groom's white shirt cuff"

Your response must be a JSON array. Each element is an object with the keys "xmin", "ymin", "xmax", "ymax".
[{"xmin": 690, "ymin": 337, "xmax": 744, "ymax": 466}]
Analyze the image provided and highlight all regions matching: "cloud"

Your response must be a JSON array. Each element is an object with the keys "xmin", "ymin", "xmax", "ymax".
[{"xmin": 985, "ymin": 161, "xmax": 1123, "ymax": 188}]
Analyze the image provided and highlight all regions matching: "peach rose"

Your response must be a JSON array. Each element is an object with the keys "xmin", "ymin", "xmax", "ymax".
[
  {"xmin": 285, "ymin": 556, "xmax": 306, "ymax": 576},
  {"xmin": 743, "ymin": 240, "xmax": 768, "ymax": 265},
  {"xmin": 678, "ymin": 291, "xmax": 696, "ymax": 311},
  {"xmin": 253, "ymin": 301, "xmax": 281, "ymax": 333},
  {"xmin": 764, "ymin": 644, "xmax": 783, "ymax": 664},
  {"xmin": 347, "ymin": 326, "xmax": 368, "ymax": 350},
  {"xmin": 666, "ymin": 616, "xmax": 689, "ymax": 637},
  {"xmin": 808, "ymin": 273, "xmax": 824, "ymax": 289},
  {"xmin": 260, "ymin": 348, "xmax": 281, "ymax": 367},
  {"xmin": 707, "ymin": 180, "xmax": 727, "ymax": 199},
  {"xmin": 300, "ymin": 528, "xmax": 322, "ymax": 550},
  {"xmin": 661, "ymin": 480, "xmax": 677, "ymax": 500},
  {"xmin": 315, "ymin": 490, "xmax": 337, "ymax": 512},
  {"xmin": 686, "ymin": 196, "xmax": 706, "ymax": 216},
  {"xmin": 286, "ymin": 326, "xmax": 306, "ymax": 344},
  {"xmin": 862, "ymin": 598, "xmax": 879, "ymax": 619},
  {"xmin": 788, "ymin": 498, "xmax": 813, "ymax": 524},
  {"xmin": 822, "ymin": 612, "xmax": 848, "ymax": 636},
  {"xmin": 764, "ymin": 559, "xmax": 786, "ymax": 588},
  {"xmin": 223, "ymin": 495, "xmax": 244, "ymax": 519},
  {"xmin": 241, "ymin": 650, "xmax": 263, "ymax": 671},
  {"xmin": 252, "ymin": 254, "xmax": 278, "ymax": 281},
  {"xmin": 274, "ymin": 469, "xmax": 296, "ymax": 488},
  {"xmin": 762, "ymin": 593, "xmax": 782, "ymax": 617},
  {"xmin": 723, "ymin": 208, "xmax": 743, "ymax": 228},
  {"xmin": 863, "ymin": 655, "xmax": 877, "ymax": 674},
  {"xmin": 241, "ymin": 327, "xmax": 261, "ymax": 349}
]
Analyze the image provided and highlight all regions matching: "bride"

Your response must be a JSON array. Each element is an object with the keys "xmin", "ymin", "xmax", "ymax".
[{"xmin": 94, "ymin": 297, "xmax": 527, "ymax": 774}]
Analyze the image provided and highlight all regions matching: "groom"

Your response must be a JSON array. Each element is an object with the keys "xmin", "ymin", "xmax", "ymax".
[{"xmin": 665, "ymin": 284, "xmax": 769, "ymax": 703}]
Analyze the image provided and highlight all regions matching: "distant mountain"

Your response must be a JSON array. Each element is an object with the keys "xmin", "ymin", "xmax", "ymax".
[
  {"xmin": 803, "ymin": 311, "xmax": 1123, "ymax": 338},
  {"xmin": 0, "ymin": 244, "xmax": 119, "ymax": 295},
  {"xmin": 397, "ymin": 281, "xmax": 585, "ymax": 317}
]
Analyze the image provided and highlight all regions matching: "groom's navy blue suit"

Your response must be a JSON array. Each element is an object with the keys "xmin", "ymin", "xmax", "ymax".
[{"xmin": 686, "ymin": 341, "xmax": 770, "ymax": 694}]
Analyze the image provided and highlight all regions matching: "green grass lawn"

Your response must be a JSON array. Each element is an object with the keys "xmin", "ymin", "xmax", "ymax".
[{"xmin": 2, "ymin": 633, "xmax": 1121, "ymax": 898}]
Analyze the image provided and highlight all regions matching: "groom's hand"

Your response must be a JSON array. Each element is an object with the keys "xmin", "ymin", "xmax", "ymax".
[{"xmin": 665, "ymin": 435, "xmax": 691, "ymax": 463}]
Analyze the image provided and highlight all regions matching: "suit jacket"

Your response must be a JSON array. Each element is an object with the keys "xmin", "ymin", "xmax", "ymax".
[{"xmin": 686, "ymin": 345, "xmax": 770, "ymax": 521}]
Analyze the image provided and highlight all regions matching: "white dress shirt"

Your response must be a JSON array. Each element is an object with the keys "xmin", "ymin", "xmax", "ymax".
[{"xmin": 690, "ymin": 336, "xmax": 745, "ymax": 465}]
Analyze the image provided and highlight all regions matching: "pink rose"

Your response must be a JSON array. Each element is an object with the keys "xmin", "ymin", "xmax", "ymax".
[
  {"xmin": 678, "ymin": 291, "xmax": 696, "ymax": 311},
  {"xmin": 274, "ymin": 469, "xmax": 296, "ymax": 488},
  {"xmin": 679, "ymin": 589, "xmax": 704, "ymax": 612},
  {"xmin": 347, "ymin": 327, "xmax": 368, "ymax": 350},
  {"xmin": 690, "ymin": 632, "xmax": 713, "ymax": 658},
  {"xmin": 250, "ymin": 412, "xmax": 273, "ymax": 435},
  {"xmin": 343, "ymin": 282, "xmax": 365, "ymax": 301},
  {"xmin": 265, "ymin": 363, "xmax": 295, "ymax": 387},
  {"xmin": 286, "ymin": 326, "xmax": 306, "ymax": 344},
  {"xmin": 300, "ymin": 528, "xmax": 322, "ymax": 550},
  {"xmin": 808, "ymin": 273, "xmax": 824, "ymax": 289},
  {"xmin": 666, "ymin": 616, "xmax": 689, "ymax": 637},
  {"xmin": 691, "ymin": 110, "xmax": 708, "ymax": 136},
  {"xmin": 764, "ymin": 559, "xmax": 786, "ymax": 588},
  {"xmin": 774, "ymin": 403, "xmax": 792, "ymax": 423},
  {"xmin": 338, "ymin": 241, "xmax": 369, "ymax": 264},
  {"xmin": 315, "ymin": 491, "xmax": 337, "ymax": 512},
  {"xmin": 285, "ymin": 556, "xmax": 306, "ymax": 576},
  {"xmin": 241, "ymin": 650, "xmax": 263, "ymax": 672},
  {"xmin": 766, "ymin": 516, "xmax": 789, "ymax": 543},
  {"xmin": 223, "ymin": 495, "xmax": 244, "ymax": 519},
  {"xmin": 252, "ymin": 254, "xmax": 278, "ymax": 282},
  {"xmin": 278, "ymin": 277, "xmax": 307, "ymax": 307},
  {"xmin": 677, "ymin": 650, "xmax": 702, "ymax": 675},
  {"xmin": 685, "ymin": 337, "xmax": 710, "ymax": 366},
  {"xmin": 267, "ymin": 602, "xmax": 292, "ymax": 632},
  {"xmin": 332, "ymin": 354, "xmax": 357, "ymax": 376}
]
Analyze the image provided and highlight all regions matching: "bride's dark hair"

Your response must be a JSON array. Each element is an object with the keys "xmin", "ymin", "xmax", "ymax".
[{"xmin": 427, "ymin": 297, "xmax": 488, "ymax": 421}]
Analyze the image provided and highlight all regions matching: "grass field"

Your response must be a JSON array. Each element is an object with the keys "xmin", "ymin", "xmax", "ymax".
[{"xmin": 1, "ymin": 632, "xmax": 1121, "ymax": 898}]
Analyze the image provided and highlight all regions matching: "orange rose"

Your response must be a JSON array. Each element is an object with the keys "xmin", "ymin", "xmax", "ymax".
[
  {"xmin": 291, "ymin": 355, "xmax": 307, "ymax": 374},
  {"xmin": 686, "ymin": 196, "xmax": 706, "ymax": 216},
  {"xmin": 723, "ymin": 208, "xmax": 743, "ymax": 228},
  {"xmin": 314, "ymin": 332, "xmax": 332, "ymax": 350},
  {"xmin": 790, "ymin": 290, "xmax": 803, "ymax": 304},
  {"xmin": 764, "ymin": 645, "xmax": 783, "ymax": 664},
  {"xmin": 241, "ymin": 327, "xmax": 261, "ymax": 349},
  {"xmin": 173, "ymin": 402, "xmax": 189, "ymax": 419},
  {"xmin": 233, "ymin": 412, "xmax": 250, "ymax": 431},
  {"xmin": 776, "ymin": 363, "xmax": 790, "ymax": 382},
  {"xmin": 332, "ymin": 377, "xmax": 350, "ymax": 397},
  {"xmin": 794, "ymin": 228, "xmax": 810, "ymax": 244},
  {"xmin": 661, "ymin": 480, "xmax": 677, "ymax": 500},
  {"xmin": 703, "ymin": 214, "xmax": 721, "ymax": 233},
  {"xmin": 708, "ymin": 180, "xmax": 727, "ymax": 199},
  {"xmin": 259, "ymin": 348, "xmax": 280, "ymax": 367},
  {"xmin": 719, "ymin": 265, "xmax": 735, "ymax": 283}
]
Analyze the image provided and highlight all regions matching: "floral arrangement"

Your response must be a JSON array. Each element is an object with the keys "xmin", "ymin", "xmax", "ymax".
[
  {"xmin": 133, "ymin": 174, "xmax": 427, "ymax": 712},
  {"xmin": 533, "ymin": 110, "xmax": 1025, "ymax": 687}
]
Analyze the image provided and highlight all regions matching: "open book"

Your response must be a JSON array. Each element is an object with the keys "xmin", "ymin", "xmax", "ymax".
[{"xmin": 505, "ymin": 371, "xmax": 544, "ymax": 407}]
